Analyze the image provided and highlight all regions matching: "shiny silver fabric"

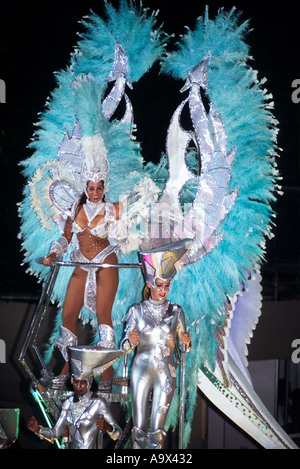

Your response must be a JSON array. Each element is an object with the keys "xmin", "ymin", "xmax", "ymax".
[
  {"xmin": 49, "ymin": 236, "xmax": 69, "ymax": 260},
  {"xmin": 36, "ymin": 390, "xmax": 120, "ymax": 449},
  {"xmin": 139, "ymin": 239, "xmax": 192, "ymax": 287},
  {"xmin": 154, "ymin": 55, "xmax": 237, "ymax": 265},
  {"xmin": 55, "ymin": 325, "xmax": 78, "ymax": 362},
  {"xmin": 97, "ymin": 324, "xmax": 116, "ymax": 349},
  {"xmin": 123, "ymin": 299, "xmax": 190, "ymax": 449},
  {"xmin": 102, "ymin": 42, "xmax": 133, "ymax": 126},
  {"xmin": 69, "ymin": 345, "xmax": 125, "ymax": 380},
  {"xmin": 70, "ymin": 244, "xmax": 117, "ymax": 315}
]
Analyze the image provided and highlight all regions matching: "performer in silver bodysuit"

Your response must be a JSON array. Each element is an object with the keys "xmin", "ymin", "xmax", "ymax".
[
  {"xmin": 122, "ymin": 240, "xmax": 192, "ymax": 449},
  {"xmin": 27, "ymin": 352, "xmax": 121, "ymax": 449}
]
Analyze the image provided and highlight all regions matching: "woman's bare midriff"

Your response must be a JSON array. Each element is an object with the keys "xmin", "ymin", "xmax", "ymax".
[{"xmin": 77, "ymin": 230, "xmax": 110, "ymax": 260}]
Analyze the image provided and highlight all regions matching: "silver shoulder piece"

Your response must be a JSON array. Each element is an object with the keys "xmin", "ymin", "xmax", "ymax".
[{"xmin": 151, "ymin": 54, "xmax": 237, "ymax": 265}]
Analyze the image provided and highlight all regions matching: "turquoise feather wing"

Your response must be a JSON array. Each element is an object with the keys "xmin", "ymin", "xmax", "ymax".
[{"xmin": 159, "ymin": 7, "xmax": 280, "ymax": 445}]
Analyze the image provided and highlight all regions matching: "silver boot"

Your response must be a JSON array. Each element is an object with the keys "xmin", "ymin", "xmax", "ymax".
[
  {"xmin": 51, "ymin": 326, "xmax": 78, "ymax": 389},
  {"xmin": 97, "ymin": 324, "xmax": 116, "ymax": 393},
  {"xmin": 147, "ymin": 429, "xmax": 166, "ymax": 449},
  {"xmin": 55, "ymin": 325, "xmax": 78, "ymax": 361},
  {"xmin": 131, "ymin": 427, "xmax": 148, "ymax": 449},
  {"xmin": 97, "ymin": 324, "xmax": 116, "ymax": 349}
]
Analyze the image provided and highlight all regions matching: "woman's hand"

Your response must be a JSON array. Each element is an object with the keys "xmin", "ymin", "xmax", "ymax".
[
  {"xmin": 96, "ymin": 418, "xmax": 113, "ymax": 433},
  {"xmin": 180, "ymin": 333, "xmax": 191, "ymax": 345},
  {"xmin": 113, "ymin": 202, "xmax": 123, "ymax": 220},
  {"xmin": 42, "ymin": 252, "xmax": 57, "ymax": 266},
  {"xmin": 27, "ymin": 416, "xmax": 39, "ymax": 433},
  {"xmin": 129, "ymin": 330, "xmax": 140, "ymax": 346}
]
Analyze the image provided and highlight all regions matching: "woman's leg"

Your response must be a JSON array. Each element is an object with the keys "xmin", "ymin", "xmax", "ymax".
[
  {"xmin": 149, "ymin": 375, "xmax": 176, "ymax": 448},
  {"xmin": 131, "ymin": 360, "xmax": 153, "ymax": 433},
  {"xmin": 62, "ymin": 267, "xmax": 87, "ymax": 334},
  {"xmin": 58, "ymin": 267, "xmax": 87, "ymax": 375},
  {"xmin": 96, "ymin": 252, "xmax": 119, "ymax": 382},
  {"xmin": 96, "ymin": 252, "xmax": 119, "ymax": 328},
  {"xmin": 130, "ymin": 359, "xmax": 153, "ymax": 448}
]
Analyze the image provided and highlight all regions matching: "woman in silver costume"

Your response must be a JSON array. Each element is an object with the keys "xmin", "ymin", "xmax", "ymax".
[
  {"xmin": 122, "ymin": 242, "xmax": 192, "ymax": 449},
  {"xmin": 43, "ymin": 177, "xmax": 126, "ymax": 383},
  {"xmin": 27, "ymin": 375, "xmax": 121, "ymax": 449}
]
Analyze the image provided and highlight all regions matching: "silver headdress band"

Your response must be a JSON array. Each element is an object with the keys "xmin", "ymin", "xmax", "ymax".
[{"xmin": 69, "ymin": 345, "xmax": 125, "ymax": 381}]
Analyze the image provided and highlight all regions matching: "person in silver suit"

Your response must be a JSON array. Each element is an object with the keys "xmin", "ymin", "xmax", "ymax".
[
  {"xmin": 122, "ymin": 241, "xmax": 192, "ymax": 449},
  {"xmin": 27, "ymin": 363, "xmax": 121, "ymax": 449}
]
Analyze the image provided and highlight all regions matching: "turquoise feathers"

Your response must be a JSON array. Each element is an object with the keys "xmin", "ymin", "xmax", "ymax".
[
  {"xmin": 159, "ymin": 8, "xmax": 280, "ymax": 443},
  {"xmin": 18, "ymin": 3, "xmax": 280, "ymax": 448}
]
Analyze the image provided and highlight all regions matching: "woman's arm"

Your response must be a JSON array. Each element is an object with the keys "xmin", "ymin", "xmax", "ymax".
[
  {"xmin": 121, "ymin": 305, "xmax": 140, "ymax": 350},
  {"xmin": 43, "ymin": 217, "xmax": 73, "ymax": 266},
  {"xmin": 96, "ymin": 399, "xmax": 122, "ymax": 441},
  {"xmin": 27, "ymin": 402, "xmax": 69, "ymax": 444},
  {"xmin": 105, "ymin": 202, "xmax": 127, "ymax": 245},
  {"xmin": 176, "ymin": 306, "xmax": 192, "ymax": 351},
  {"xmin": 113, "ymin": 201, "xmax": 123, "ymax": 220}
]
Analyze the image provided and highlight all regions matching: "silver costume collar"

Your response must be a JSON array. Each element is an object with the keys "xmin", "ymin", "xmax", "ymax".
[
  {"xmin": 144, "ymin": 299, "xmax": 170, "ymax": 321},
  {"xmin": 83, "ymin": 199, "xmax": 105, "ymax": 226},
  {"xmin": 149, "ymin": 298, "xmax": 166, "ymax": 306},
  {"xmin": 75, "ymin": 389, "xmax": 93, "ymax": 403},
  {"xmin": 71, "ymin": 390, "xmax": 94, "ymax": 424}
]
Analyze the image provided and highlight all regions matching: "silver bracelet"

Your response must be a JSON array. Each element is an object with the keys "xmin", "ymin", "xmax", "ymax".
[{"xmin": 49, "ymin": 236, "xmax": 68, "ymax": 259}]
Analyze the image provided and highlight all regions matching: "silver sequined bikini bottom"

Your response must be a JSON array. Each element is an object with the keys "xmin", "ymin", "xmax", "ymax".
[{"xmin": 71, "ymin": 245, "xmax": 117, "ymax": 315}]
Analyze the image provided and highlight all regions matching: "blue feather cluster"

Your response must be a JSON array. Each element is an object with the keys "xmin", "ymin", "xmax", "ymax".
[{"xmin": 159, "ymin": 7, "xmax": 280, "ymax": 444}]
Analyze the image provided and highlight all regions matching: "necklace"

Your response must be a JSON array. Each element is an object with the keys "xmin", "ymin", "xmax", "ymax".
[{"xmin": 83, "ymin": 200, "xmax": 105, "ymax": 226}]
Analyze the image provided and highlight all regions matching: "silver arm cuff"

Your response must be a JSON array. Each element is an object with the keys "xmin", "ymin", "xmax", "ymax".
[
  {"xmin": 120, "ymin": 338, "xmax": 133, "ymax": 352},
  {"xmin": 49, "ymin": 236, "xmax": 68, "ymax": 260},
  {"xmin": 107, "ymin": 424, "xmax": 122, "ymax": 441},
  {"xmin": 36, "ymin": 426, "xmax": 56, "ymax": 444}
]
